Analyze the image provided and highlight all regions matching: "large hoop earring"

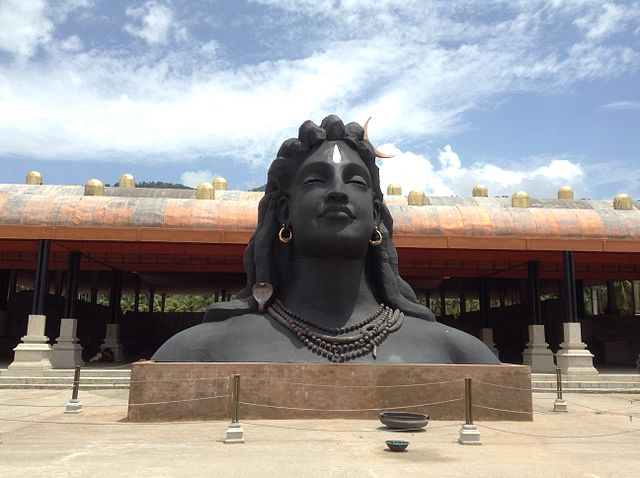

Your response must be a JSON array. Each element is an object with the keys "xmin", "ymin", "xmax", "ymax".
[
  {"xmin": 369, "ymin": 227, "xmax": 382, "ymax": 246},
  {"xmin": 278, "ymin": 224, "xmax": 292, "ymax": 243}
]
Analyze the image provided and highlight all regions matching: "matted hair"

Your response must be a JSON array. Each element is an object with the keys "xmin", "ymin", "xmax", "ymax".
[{"xmin": 205, "ymin": 115, "xmax": 435, "ymax": 322}]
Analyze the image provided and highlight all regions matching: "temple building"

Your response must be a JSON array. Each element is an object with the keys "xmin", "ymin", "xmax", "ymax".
[{"xmin": 1, "ymin": 172, "xmax": 639, "ymax": 373}]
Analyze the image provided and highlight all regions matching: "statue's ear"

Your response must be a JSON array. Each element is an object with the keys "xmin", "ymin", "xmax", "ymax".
[
  {"xmin": 277, "ymin": 196, "xmax": 290, "ymax": 225},
  {"xmin": 373, "ymin": 198, "xmax": 382, "ymax": 226}
]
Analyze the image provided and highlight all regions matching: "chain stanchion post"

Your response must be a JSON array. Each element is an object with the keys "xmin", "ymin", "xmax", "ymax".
[
  {"xmin": 553, "ymin": 367, "xmax": 568, "ymax": 412},
  {"xmin": 224, "ymin": 374, "xmax": 245, "ymax": 444},
  {"xmin": 459, "ymin": 377, "xmax": 481, "ymax": 445},
  {"xmin": 65, "ymin": 365, "xmax": 83, "ymax": 414}
]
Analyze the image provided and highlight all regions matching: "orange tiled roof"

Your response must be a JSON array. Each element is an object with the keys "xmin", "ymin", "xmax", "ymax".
[{"xmin": 1, "ymin": 184, "xmax": 639, "ymax": 252}]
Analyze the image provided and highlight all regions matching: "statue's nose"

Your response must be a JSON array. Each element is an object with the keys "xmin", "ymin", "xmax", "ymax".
[{"xmin": 326, "ymin": 189, "xmax": 349, "ymax": 204}]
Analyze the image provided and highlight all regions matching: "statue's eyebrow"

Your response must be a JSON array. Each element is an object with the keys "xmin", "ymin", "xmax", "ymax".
[
  {"xmin": 342, "ymin": 161, "xmax": 371, "ymax": 184},
  {"xmin": 297, "ymin": 161, "xmax": 332, "ymax": 181}
]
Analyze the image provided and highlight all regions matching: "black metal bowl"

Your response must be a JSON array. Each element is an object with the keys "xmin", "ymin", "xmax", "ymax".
[
  {"xmin": 379, "ymin": 412, "xmax": 429, "ymax": 430},
  {"xmin": 385, "ymin": 439, "xmax": 410, "ymax": 452}
]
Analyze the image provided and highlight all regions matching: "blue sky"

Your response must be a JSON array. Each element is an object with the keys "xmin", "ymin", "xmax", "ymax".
[{"xmin": 0, "ymin": 0, "xmax": 639, "ymax": 199}]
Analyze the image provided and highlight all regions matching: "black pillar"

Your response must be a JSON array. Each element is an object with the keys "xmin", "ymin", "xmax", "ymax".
[
  {"xmin": 440, "ymin": 287, "xmax": 446, "ymax": 319},
  {"xmin": 605, "ymin": 281, "xmax": 616, "ymax": 315},
  {"xmin": 527, "ymin": 261, "xmax": 541, "ymax": 325},
  {"xmin": 0, "ymin": 269, "xmax": 10, "ymax": 310},
  {"xmin": 63, "ymin": 251, "xmax": 81, "ymax": 319},
  {"xmin": 32, "ymin": 239, "xmax": 51, "ymax": 315},
  {"xmin": 149, "ymin": 288, "xmax": 155, "ymax": 313},
  {"xmin": 90, "ymin": 272, "xmax": 99, "ymax": 306},
  {"xmin": 133, "ymin": 281, "xmax": 140, "ymax": 313},
  {"xmin": 576, "ymin": 280, "xmax": 585, "ymax": 319},
  {"xmin": 109, "ymin": 270, "xmax": 123, "ymax": 324},
  {"xmin": 562, "ymin": 251, "xmax": 578, "ymax": 323},
  {"xmin": 160, "ymin": 293, "xmax": 166, "ymax": 313},
  {"xmin": 479, "ymin": 278, "xmax": 490, "ymax": 328},
  {"xmin": 8, "ymin": 269, "xmax": 17, "ymax": 300}
]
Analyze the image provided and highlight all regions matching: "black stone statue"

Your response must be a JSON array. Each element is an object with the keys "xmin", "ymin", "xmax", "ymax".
[{"xmin": 153, "ymin": 115, "xmax": 498, "ymax": 364}]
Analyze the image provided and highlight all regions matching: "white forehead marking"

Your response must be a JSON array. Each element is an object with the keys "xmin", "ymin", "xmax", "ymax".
[{"xmin": 332, "ymin": 144, "xmax": 342, "ymax": 164}]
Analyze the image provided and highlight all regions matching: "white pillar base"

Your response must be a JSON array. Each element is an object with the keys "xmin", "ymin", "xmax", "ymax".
[
  {"xmin": 553, "ymin": 399, "xmax": 568, "ymax": 412},
  {"xmin": 51, "ymin": 318, "xmax": 85, "ymax": 369},
  {"xmin": 101, "ymin": 323, "xmax": 124, "ymax": 362},
  {"xmin": 555, "ymin": 322, "xmax": 598, "ymax": 375},
  {"xmin": 481, "ymin": 327, "xmax": 499, "ymax": 358},
  {"xmin": 522, "ymin": 324, "xmax": 556, "ymax": 373},
  {"xmin": 224, "ymin": 422, "xmax": 245, "ymax": 444},
  {"xmin": 6, "ymin": 314, "xmax": 52, "ymax": 375},
  {"xmin": 65, "ymin": 398, "xmax": 82, "ymax": 414},
  {"xmin": 458, "ymin": 424, "xmax": 481, "ymax": 445}
]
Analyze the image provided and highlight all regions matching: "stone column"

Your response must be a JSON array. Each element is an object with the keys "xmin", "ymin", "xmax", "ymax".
[
  {"xmin": 51, "ymin": 251, "xmax": 84, "ymax": 368},
  {"xmin": 7, "ymin": 314, "xmax": 52, "ymax": 374},
  {"xmin": 556, "ymin": 322, "xmax": 598, "ymax": 374},
  {"xmin": 522, "ymin": 324, "xmax": 556, "ymax": 372},
  {"xmin": 51, "ymin": 318, "xmax": 84, "ymax": 368},
  {"xmin": 556, "ymin": 251, "xmax": 598, "ymax": 374},
  {"xmin": 102, "ymin": 323, "xmax": 123, "ymax": 362},
  {"xmin": 8, "ymin": 239, "xmax": 52, "ymax": 373},
  {"xmin": 521, "ymin": 261, "xmax": 555, "ymax": 372},
  {"xmin": 479, "ymin": 278, "xmax": 499, "ymax": 358},
  {"xmin": 591, "ymin": 286, "xmax": 599, "ymax": 315},
  {"xmin": 101, "ymin": 270, "xmax": 124, "ymax": 361},
  {"xmin": 0, "ymin": 269, "xmax": 10, "ymax": 336}
]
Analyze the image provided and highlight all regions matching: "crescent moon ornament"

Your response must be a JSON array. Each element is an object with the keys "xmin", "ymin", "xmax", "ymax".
[{"xmin": 363, "ymin": 117, "xmax": 396, "ymax": 159}]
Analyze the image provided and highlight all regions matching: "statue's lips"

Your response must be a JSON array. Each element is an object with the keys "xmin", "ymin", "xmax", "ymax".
[{"xmin": 318, "ymin": 206, "xmax": 356, "ymax": 219}]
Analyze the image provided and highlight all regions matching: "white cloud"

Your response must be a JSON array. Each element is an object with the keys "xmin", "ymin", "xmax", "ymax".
[
  {"xmin": 0, "ymin": 0, "xmax": 637, "ymax": 186},
  {"xmin": 181, "ymin": 170, "xmax": 213, "ymax": 188},
  {"xmin": 379, "ymin": 145, "xmax": 584, "ymax": 199},
  {"xmin": 59, "ymin": 35, "xmax": 84, "ymax": 52},
  {"xmin": 124, "ymin": 1, "xmax": 183, "ymax": 45},
  {"xmin": 574, "ymin": 2, "xmax": 639, "ymax": 41},
  {"xmin": 0, "ymin": 0, "xmax": 53, "ymax": 60},
  {"xmin": 200, "ymin": 40, "xmax": 219, "ymax": 56},
  {"xmin": 602, "ymin": 100, "xmax": 640, "ymax": 110}
]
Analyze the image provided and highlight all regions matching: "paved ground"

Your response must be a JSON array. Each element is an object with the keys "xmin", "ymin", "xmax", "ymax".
[{"xmin": 0, "ymin": 389, "xmax": 638, "ymax": 478}]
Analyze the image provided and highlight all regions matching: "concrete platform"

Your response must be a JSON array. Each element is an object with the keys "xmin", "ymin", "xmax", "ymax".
[
  {"xmin": 0, "ymin": 389, "xmax": 638, "ymax": 478},
  {"xmin": 127, "ymin": 362, "xmax": 532, "ymax": 421}
]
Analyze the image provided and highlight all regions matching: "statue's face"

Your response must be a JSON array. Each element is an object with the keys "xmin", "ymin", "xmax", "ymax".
[{"xmin": 286, "ymin": 140, "xmax": 379, "ymax": 259}]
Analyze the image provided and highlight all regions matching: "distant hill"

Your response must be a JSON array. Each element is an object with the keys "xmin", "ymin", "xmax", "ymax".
[{"xmin": 111, "ymin": 180, "xmax": 194, "ymax": 189}]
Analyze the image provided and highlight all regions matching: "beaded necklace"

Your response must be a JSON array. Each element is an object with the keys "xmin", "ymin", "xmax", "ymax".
[{"xmin": 267, "ymin": 299, "xmax": 404, "ymax": 363}]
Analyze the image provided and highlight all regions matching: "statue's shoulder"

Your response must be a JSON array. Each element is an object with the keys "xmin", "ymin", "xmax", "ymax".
[
  {"xmin": 151, "ymin": 307, "xmax": 267, "ymax": 362},
  {"xmin": 202, "ymin": 298, "xmax": 256, "ymax": 323},
  {"xmin": 400, "ymin": 315, "xmax": 500, "ymax": 364}
]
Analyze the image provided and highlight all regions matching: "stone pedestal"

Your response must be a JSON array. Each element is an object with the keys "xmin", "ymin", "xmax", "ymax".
[
  {"xmin": 51, "ymin": 318, "xmax": 84, "ymax": 369},
  {"xmin": 128, "ymin": 362, "xmax": 533, "ymax": 422},
  {"xmin": 458, "ymin": 424, "xmax": 481, "ymax": 445},
  {"xmin": 101, "ymin": 323, "xmax": 124, "ymax": 362},
  {"xmin": 481, "ymin": 328, "xmax": 499, "ymax": 358},
  {"xmin": 553, "ymin": 398, "xmax": 568, "ymax": 412},
  {"xmin": 224, "ymin": 422, "xmax": 245, "ymax": 444},
  {"xmin": 65, "ymin": 398, "xmax": 83, "ymax": 414},
  {"xmin": 555, "ymin": 322, "xmax": 598, "ymax": 375},
  {"xmin": 522, "ymin": 324, "xmax": 556, "ymax": 373},
  {"xmin": 7, "ymin": 314, "xmax": 52, "ymax": 374}
]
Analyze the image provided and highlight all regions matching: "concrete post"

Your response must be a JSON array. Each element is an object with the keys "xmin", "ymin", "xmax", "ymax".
[
  {"xmin": 7, "ymin": 314, "xmax": 52, "ymax": 374},
  {"xmin": 522, "ymin": 324, "xmax": 556, "ymax": 373},
  {"xmin": 556, "ymin": 322, "xmax": 598, "ymax": 374},
  {"xmin": 7, "ymin": 240, "xmax": 52, "ymax": 374},
  {"xmin": 51, "ymin": 318, "xmax": 84, "ymax": 369}
]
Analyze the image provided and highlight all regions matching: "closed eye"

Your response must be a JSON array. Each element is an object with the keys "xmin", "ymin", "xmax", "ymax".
[
  {"xmin": 346, "ymin": 176, "xmax": 368, "ymax": 188},
  {"xmin": 303, "ymin": 177, "xmax": 326, "ymax": 185}
]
